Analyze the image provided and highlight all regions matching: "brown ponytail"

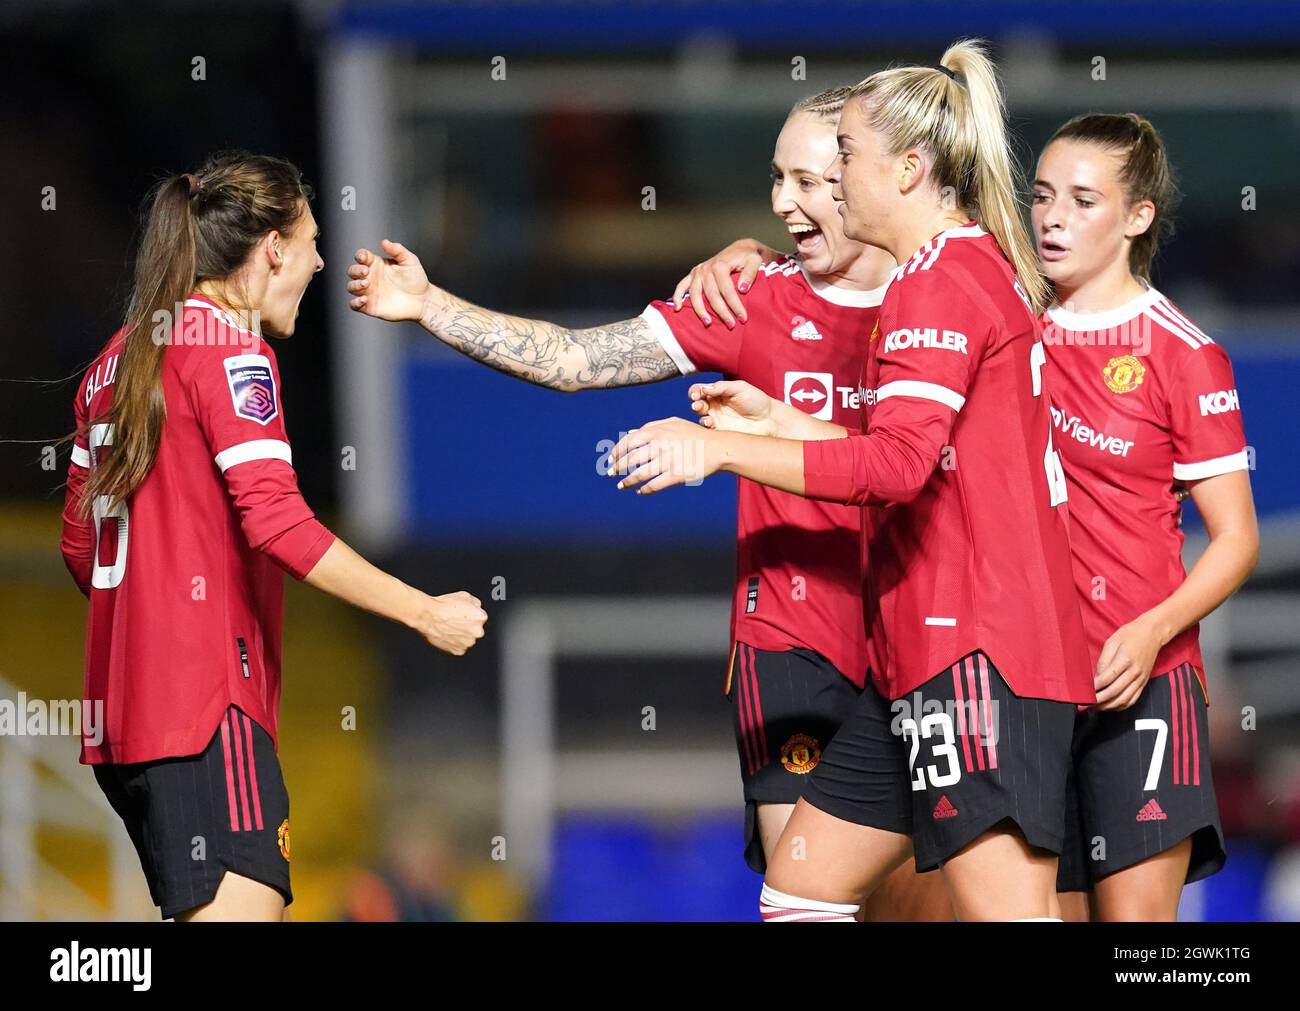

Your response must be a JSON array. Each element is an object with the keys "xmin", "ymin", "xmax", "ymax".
[
  {"xmin": 847, "ymin": 39, "xmax": 1049, "ymax": 312},
  {"xmin": 1048, "ymin": 112, "xmax": 1179, "ymax": 281},
  {"xmin": 80, "ymin": 151, "xmax": 311, "ymax": 514}
]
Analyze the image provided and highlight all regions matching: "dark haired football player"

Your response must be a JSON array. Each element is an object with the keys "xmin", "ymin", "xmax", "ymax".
[
  {"xmin": 61, "ymin": 151, "xmax": 487, "ymax": 922},
  {"xmin": 1033, "ymin": 113, "xmax": 1257, "ymax": 921}
]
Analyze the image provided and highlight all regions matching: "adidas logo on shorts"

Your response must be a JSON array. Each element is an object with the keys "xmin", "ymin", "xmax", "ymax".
[
  {"xmin": 932, "ymin": 795, "xmax": 959, "ymax": 819},
  {"xmin": 1136, "ymin": 798, "xmax": 1168, "ymax": 822}
]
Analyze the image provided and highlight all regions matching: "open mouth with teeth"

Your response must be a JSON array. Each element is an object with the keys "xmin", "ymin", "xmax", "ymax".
[{"xmin": 789, "ymin": 222, "xmax": 824, "ymax": 256}]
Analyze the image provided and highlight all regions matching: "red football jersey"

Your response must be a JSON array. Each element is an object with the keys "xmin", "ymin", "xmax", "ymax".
[
  {"xmin": 1041, "ymin": 286, "xmax": 1249, "ymax": 689},
  {"xmin": 803, "ymin": 224, "xmax": 1094, "ymax": 704},
  {"xmin": 61, "ymin": 295, "xmax": 335, "ymax": 764},
  {"xmin": 641, "ymin": 256, "xmax": 887, "ymax": 686}
]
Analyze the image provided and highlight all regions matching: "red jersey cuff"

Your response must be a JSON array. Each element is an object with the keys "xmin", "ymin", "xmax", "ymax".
[
  {"xmin": 802, "ymin": 439, "xmax": 861, "ymax": 504},
  {"xmin": 262, "ymin": 518, "xmax": 336, "ymax": 581}
]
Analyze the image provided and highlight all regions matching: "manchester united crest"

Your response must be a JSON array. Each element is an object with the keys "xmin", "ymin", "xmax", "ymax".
[
  {"xmin": 1102, "ymin": 354, "xmax": 1146, "ymax": 394},
  {"xmin": 277, "ymin": 819, "xmax": 291, "ymax": 862},
  {"xmin": 780, "ymin": 733, "xmax": 821, "ymax": 774}
]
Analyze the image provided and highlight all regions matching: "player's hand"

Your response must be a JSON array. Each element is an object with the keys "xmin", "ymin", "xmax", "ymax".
[
  {"xmin": 670, "ymin": 239, "xmax": 778, "ymax": 328},
  {"xmin": 414, "ymin": 590, "xmax": 488, "ymax": 656},
  {"xmin": 608, "ymin": 417, "xmax": 723, "ymax": 495},
  {"xmin": 689, "ymin": 379, "xmax": 776, "ymax": 437},
  {"xmin": 348, "ymin": 239, "xmax": 432, "ymax": 322},
  {"xmin": 1093, "ymin": 615, "xmax": 1165, "ymax": 710}
]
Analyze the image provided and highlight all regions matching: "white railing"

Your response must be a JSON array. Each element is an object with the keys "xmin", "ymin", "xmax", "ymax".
[
  {"xmin": 0, "ymin": 676, "xmax": 148, "ymax": 921},
  {"xmin": 500, "ymin": 596, "xmax": 736, "ymax": 891}
]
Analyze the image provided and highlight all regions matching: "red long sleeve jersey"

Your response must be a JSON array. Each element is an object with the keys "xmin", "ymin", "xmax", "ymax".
[
  {"xmin": 803, "ymin": 224, "xmax": 1094, "ymax": 704},
  {"xmin": 61, "ymin": 295, "xmax": 335, "ymax": 764},
  {"xmin": 641, "ymin": 257, "xmax": 887, "ymax": 686},
  {"xmin": 1042, "ymin": 287, "xmax": 1250, "ymax": 694}
]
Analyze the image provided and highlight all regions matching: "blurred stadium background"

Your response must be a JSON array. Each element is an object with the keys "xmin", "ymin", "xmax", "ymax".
[{"xmin": 1, "ymin": 0, "xmax": 1299, "ymax": 921}]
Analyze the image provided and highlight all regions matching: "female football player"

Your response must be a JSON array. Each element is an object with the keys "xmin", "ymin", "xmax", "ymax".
[
  {"xmin": 660, "ymin": 112, "xmax": 1259, "ymax": 922},
  {"xmin": 609, "ymin": 39, "xmax": 1095, "ymax": 921},
  {"xmin": 1032, "ymin": 113, "xmax": 1257, "ymax": 920},
  {"xmin": 346, "ymin": 91, "xmax": 950, "ymax": 920},
  {"xmin": 61, "ymin": 151, "xmax": 487, "ymax": 922}
]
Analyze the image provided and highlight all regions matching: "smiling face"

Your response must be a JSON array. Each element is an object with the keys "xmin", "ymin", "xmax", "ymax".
[
  {"xmin": 770, "ymin": 110, "xmax": 868, "ymax": 276},
  {"xmin": 259, "ymin": 201, "xmax": 323, "ymax": 337},
  {"xmin": 1032, "ymin": 138, "xmax": 1154, "ymax": 295}
]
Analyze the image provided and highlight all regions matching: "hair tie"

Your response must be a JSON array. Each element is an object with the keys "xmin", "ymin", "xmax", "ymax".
[{"xmin": 936, "ymin": 65, "xmax": 957, "ymax": 81}]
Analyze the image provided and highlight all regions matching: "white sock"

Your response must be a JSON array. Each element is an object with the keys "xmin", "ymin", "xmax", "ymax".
[{"xmin": 759, "ymin": 883, "xmax": 860, "ymax": 922}]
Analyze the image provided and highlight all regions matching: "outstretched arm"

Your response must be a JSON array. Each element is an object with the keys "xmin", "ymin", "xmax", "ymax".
[
  {"xmin": 689, "ymin": 379, "xmax": 847, "ymax": 442},
  {"xmin": 303, "ymin": 539, "xmax": 487, "ymax": 657},
  {"xmin": 349, "ymin": 240, "xmax": 679, "ymax": 392},
  {"xmin": 419, "ymin": 288, "xmax": 677, "ymax": 391},
  {"xmin": 609, "ymin": 401, "xmax": 951, "ymax": 502}
]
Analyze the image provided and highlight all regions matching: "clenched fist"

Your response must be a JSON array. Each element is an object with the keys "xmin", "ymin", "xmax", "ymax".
[{"xmin": 413, "ymin": 590, "xmax": 488, "ymax": 656}]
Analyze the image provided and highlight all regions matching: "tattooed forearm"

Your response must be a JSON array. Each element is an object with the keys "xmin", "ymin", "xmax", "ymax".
[{"xmin": 418, "ymin": 288, "xmax": 680, "ymax": 391}]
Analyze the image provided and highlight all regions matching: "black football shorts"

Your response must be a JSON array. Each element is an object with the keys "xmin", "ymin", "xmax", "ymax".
[
  {"xmin": 1058, "ymin": 662, "xmax": 1226, "ymax": 892},
  {"xmin": 93, "ymin": 705, "xmax": 292, "ymax": 919},
  {"xmin": 725, "ymin": 641, "xmax": 862, "ymax": 873},
  {"xmin": 802, "ymin": 651, "xmax": 1077, "ymax": 871}
]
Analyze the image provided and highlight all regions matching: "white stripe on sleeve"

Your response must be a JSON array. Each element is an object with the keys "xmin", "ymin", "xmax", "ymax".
[
  {"xmin": 1144, "ymin": 306, "xmax": 1204, "ymax": 351},
  {"xmin": 70, "ymin": 444, "xmax": 90, "ymax": 468},
  {"xmin": 1172, "ymin": 449, "xmax": 1250, "ymax": 482},
  {"xmin": 875, "ymin": 380, "xmax": 966, "ymax": 412},
  {"xmin": 639, "ymin": 305, "xmax": 697, "ymax": 376},
  {"xmin": 214, "ymin": 439, "xmax": 293, "ymax": 473}
]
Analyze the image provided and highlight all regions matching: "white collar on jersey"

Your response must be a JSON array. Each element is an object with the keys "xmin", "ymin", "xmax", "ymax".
[
  {"xmin": 1045, "ymin": 283, "xmax": 1163, "ymax": 331},
  {"xmin": 934, "ymin": 223, "xmax": 988, "ymax": 241},
  {"xmin": 798, "ymin": 262, "xmax": 891, "ymax": 307},
  {"xmin": 183, "ymin": 295, "xmax": 260, "ymax": 336},
  {"xmin": 887, "ymin": 222, "xmax": 988, "ymax": 284}
]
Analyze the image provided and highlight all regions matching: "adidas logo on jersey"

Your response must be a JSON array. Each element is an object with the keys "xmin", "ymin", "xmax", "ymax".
[
  {"xmin": 932, "ymin": 795, "xmax": 959, "ymax": 820},
  {"xmin": 791, "ymin": 319, "xmax": 823, "ymax": 342},
  {"xmin": 1136, "ymin": 798, "xmax": 1168, "ymax": 822}
]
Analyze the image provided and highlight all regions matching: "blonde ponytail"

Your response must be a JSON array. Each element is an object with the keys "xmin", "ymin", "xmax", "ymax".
[{"xmin": 848, "ymin": 39, "xmax": 1048, "ymax": 311}]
